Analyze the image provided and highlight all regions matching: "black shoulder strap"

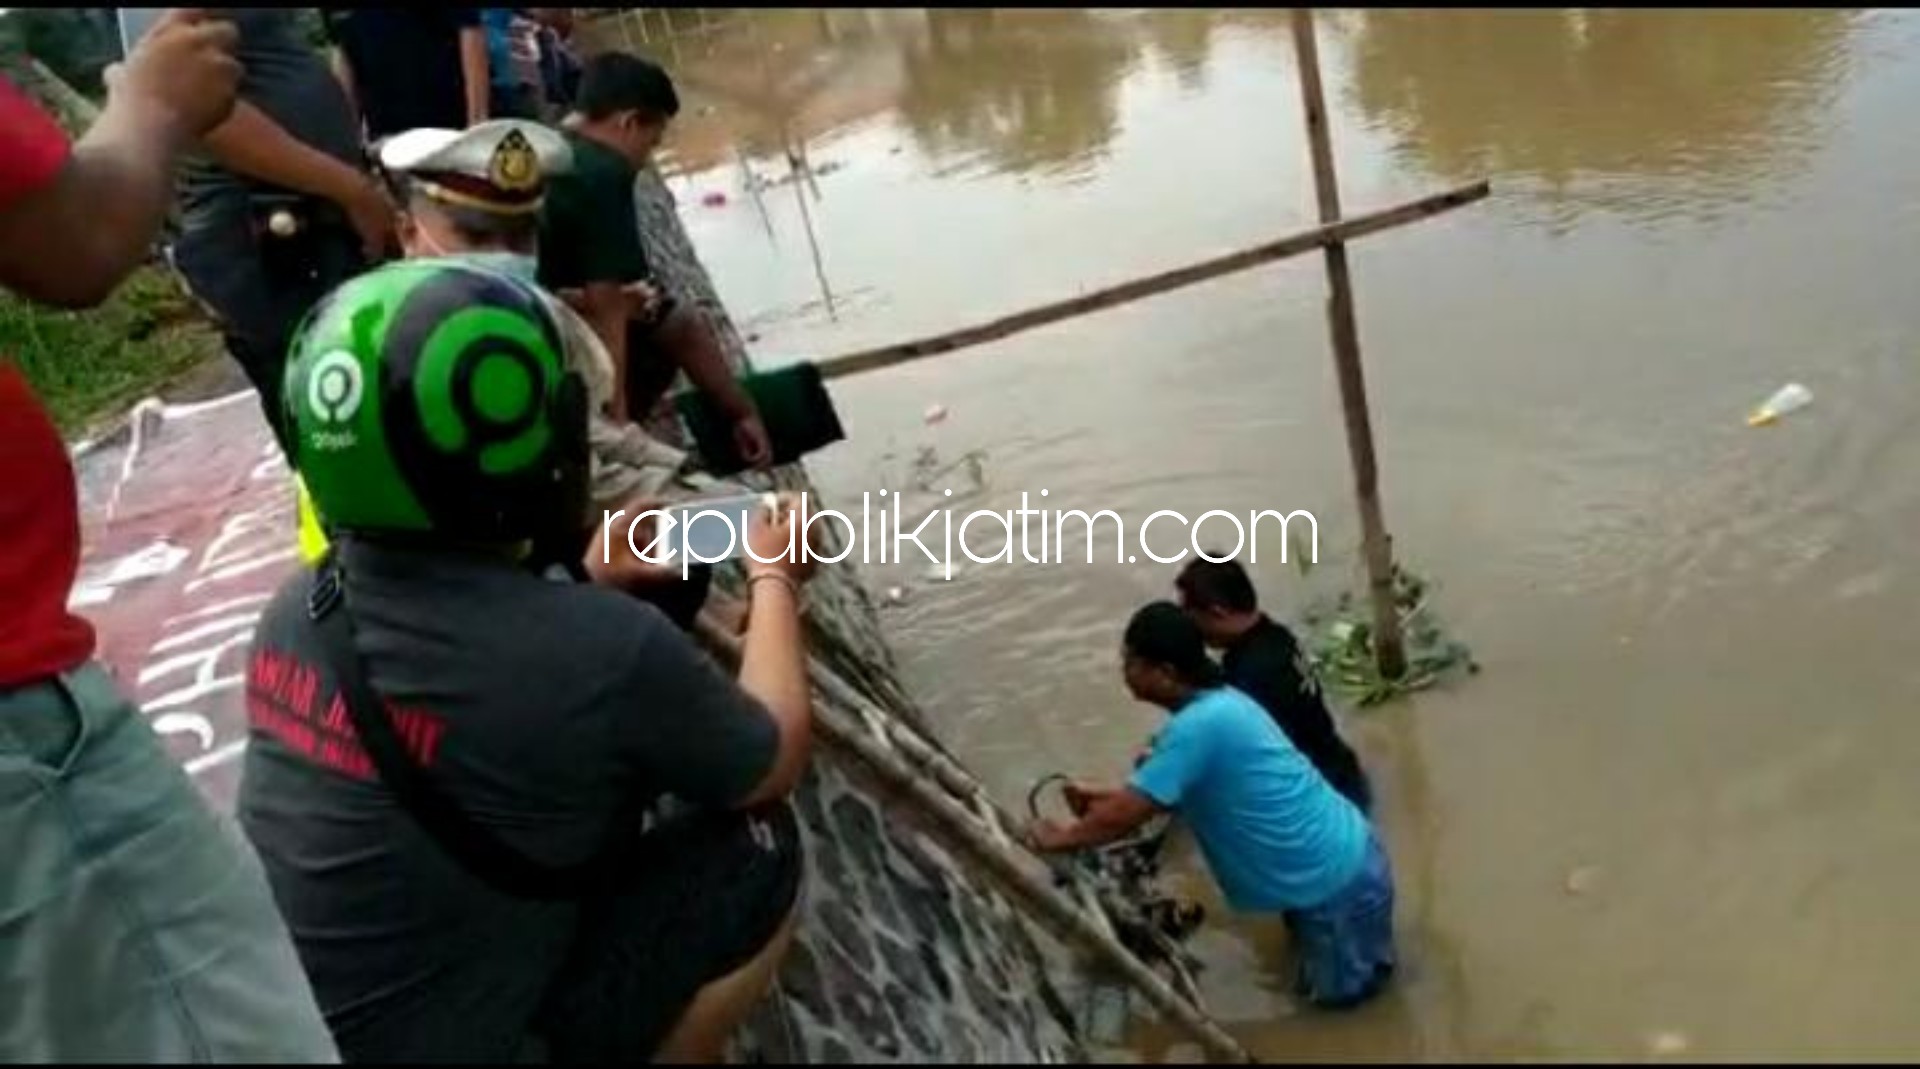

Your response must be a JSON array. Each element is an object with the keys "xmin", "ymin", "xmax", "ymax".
[{"xmin": 307, "ymin": 557, "xmax": 603, "ymax": 901}]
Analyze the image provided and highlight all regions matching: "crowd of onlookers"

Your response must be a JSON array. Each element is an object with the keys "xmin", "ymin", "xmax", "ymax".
[
  {"xmin": 2, "ymin": 9, "xmax": 1402, "ymax": 1064},
  {"xmin": 2, "ymin": 9, "xmax": 805, "ymax": 1063}
]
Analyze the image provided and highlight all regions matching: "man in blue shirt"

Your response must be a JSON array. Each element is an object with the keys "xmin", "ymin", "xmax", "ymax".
[{"xmin": 1028, "ymin": 601, "xmax": 1397, "ymax": 1009}]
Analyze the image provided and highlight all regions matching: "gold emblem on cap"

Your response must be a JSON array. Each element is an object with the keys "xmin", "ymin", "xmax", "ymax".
[{"xmin": 488, "ymin": 129, "xmax": 541, "ymax": 193}]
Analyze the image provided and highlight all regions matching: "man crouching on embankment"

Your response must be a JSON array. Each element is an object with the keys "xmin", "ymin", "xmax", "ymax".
[{"xmin": 239, "ymin": 256, "xmax": 821, "ymax": 1061}]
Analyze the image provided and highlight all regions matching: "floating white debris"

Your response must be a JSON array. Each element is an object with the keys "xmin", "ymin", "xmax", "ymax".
[
  {"xmin": 924, "ymin": 403, "xmax": 950, "ymax": 425},
  {"xmin": 1564, "ymin": 865, "xmax": 1601, "ymax": 896},
  {"xmin": 1747, "ymin": 382, "xmax": 1812, "ymax": 427},
  {"xmin": 1648, "ymin": 1031, "xmax": 1691, "ymax": 1057},
  {"xmin": 883, "ymin": 585, "xmax": 908, "ymax": 606}
]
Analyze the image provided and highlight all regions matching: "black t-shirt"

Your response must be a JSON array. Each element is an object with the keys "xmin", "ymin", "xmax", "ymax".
[
  {"xmin": 324, "ymin": 8, "xmax": 482, "ymax": 140},
  {"xmin": 1221, "ymin": 616, "xmax": 1372, "ymax": 812},
  {"xmin": 176, "ymin": 9, "xmax": 364, "ymax": 230},
  {"xmin": 537, "ymin": 131, "xmax": 652, "ymax": 291},
  {"xmin": 538, "ymin": 131, "xmax": 682, "ymax": 412},
  {"xmin": 236, "ymin": 541, "xmax": 778, "ymax": 1061}
]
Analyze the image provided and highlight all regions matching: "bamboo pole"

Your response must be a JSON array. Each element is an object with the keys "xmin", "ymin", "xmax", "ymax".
[
  {"xmin": 737, "ymin": 144, "xmax": 778, "ymax": 243},
  {"xmin": 815, "ymin": 180, "xmax": 1489, "ymax": 381},
  {"xmin": 692, "ymin": 613, "xmax": 1257, "ymax": 1065},
  {"xmin": 1290, "ymin": 8, "xmax": 1407, "ymax": 679},
  {"xmin": 786, "ymin": 132, "xmax": 838, "ymax": 320}
]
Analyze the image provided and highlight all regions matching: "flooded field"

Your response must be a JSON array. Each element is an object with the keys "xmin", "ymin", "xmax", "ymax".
[{"xmin": 601, "ymin": 8, "xmax": 1920, "ymax": 1060}]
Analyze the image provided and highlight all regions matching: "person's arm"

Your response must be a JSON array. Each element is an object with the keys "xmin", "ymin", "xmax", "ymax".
[
  {"xmin": 577, "ymin": 283, "xmax": 632, "ymax": 421},
  {"xmin": 0, "ymin": 12, "xmax": 240, "ymax": 308},
  {"xmin": 730, "ymin": 569, "xmax": 812, "ymax": 803},
  {"xmin": 597, "ymin": 495, "xmax": 818, "ymax": 809},
  {"xmin": 557, "ymin": 164, "xmax": 656, "ymax": 423},
  {"xmin": 0, "ymin": 88, "xmax": 176, "ymax": 308},
  {"xmin": 202, "ymin": 100, "xmax": 359, "ymax": 201},
  {"xmin": 201, "ymin": 102, "xmax": 393, "ymax": 258},
  {"xmin": 653, "ymin": 304, "xmax": 771, "ymax": 466},
  {"xmin": 460, "ymin": 18, "xmax": 490, "ymax": 124},
  {"xmin": 1063, "ymin": 780, "xmax": 1121, "ymax": 813},
  {"xmin": 732, "ymin": 495, "xmax": 817, "ymax": 805},
  {"xmin": 1033, "ymin": 716, "xmax": 1206, "ymax": 853},
  {"xmin": 1031, "ymin": 789, "xmax": 1160, "ymax": 853}
]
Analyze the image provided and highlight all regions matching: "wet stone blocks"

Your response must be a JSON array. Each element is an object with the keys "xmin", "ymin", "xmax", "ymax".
[{"xmin": 737, "ymin": 763, "xmax": 1084, "ymax": 1063}]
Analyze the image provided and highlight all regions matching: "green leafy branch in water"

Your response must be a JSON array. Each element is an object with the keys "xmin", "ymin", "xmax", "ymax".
[
  {"xmin": 1296, "ymin": 562, "xmax": 1480, "ymax": 708},
  {"xmin": 909, "ymin": 443, "xmax": 988, "ymax": 494},
  {"xmin": 872, "ymin": 442, "xmax": 991, "ymax": 498}
]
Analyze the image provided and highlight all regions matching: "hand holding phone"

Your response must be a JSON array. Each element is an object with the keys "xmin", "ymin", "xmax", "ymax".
[
  {"xmin": 669, "ymin": 493, "xmax": 773, "ymax": 565},
  {"xmin": 745, "ymin": 492, "xmax": 816, "ymax": 585}
]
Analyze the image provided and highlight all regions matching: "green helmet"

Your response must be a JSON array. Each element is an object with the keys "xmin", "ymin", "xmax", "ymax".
[{"xmin": 284, "ymin": 260, "xmax": 588, "ymax": 543}]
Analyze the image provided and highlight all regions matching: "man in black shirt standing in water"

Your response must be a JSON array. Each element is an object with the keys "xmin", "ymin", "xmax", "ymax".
[{"xmin": 1176, "ymin": 558, "xmax": 1373, "ymax": 813}]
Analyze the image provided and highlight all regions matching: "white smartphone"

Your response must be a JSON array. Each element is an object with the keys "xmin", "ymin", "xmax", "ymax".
[
  {"xmin": 116, "ymin": 8, "xmax": 167, "ymax": 61},
  {"xmin": 667, "ymin": 493, "xmax": 771, "ymax": 564}
]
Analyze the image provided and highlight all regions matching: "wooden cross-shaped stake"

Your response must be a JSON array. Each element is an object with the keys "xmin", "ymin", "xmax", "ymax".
[
  {"xmin": 1292, "ymin": 8, "xmax": 1407, "ymax": 678},
  {"xmin": 796, "ymin": 12, "xmax": 1490, "ymax": 680}
]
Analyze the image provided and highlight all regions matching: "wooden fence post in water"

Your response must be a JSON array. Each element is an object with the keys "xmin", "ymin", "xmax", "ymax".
[{"xmin": 1290, "ymin": 8, "xmax": 1408, "ymax": 680}]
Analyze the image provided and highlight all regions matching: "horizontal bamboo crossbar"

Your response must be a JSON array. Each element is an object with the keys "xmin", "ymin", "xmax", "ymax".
[{"xmin": 815, "ymin": 180, "xmax": 1490, "ymax": 381}]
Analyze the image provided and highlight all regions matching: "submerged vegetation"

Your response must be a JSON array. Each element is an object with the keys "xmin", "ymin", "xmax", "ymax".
[{"xmin": 1298, "ymin": 562, "xmax": 1480, "ymax": 707}]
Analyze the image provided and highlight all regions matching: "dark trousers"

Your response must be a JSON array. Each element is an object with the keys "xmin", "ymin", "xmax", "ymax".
[
  {"xmin": 170, "ymin": 213, "xmax": 368, "ymax": 457},
  {"xmin": 532, "ymin": 804, "xmax": 802, "ymax": 1062},
  {"xmin": 491, "ymin": 82, "xmax": 544, "ymax": 121}
]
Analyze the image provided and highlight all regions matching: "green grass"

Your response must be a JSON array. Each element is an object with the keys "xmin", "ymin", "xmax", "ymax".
[{"xmin": 0, "ymin": 267, "xmax": 221, "ymax": 436}]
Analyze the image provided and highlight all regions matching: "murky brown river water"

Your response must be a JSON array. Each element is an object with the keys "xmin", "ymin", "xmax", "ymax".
[{"xmin": 602, "ymin": 8, "xmax": 1920, "ymax": 1060}]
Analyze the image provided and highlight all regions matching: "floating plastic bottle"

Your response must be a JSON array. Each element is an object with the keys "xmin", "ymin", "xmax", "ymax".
[{"xmin": 1747, "ymin": 382, "xmax": 1812, "ymax": 427}]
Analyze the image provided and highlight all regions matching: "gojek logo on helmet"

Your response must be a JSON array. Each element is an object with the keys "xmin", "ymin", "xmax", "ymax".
[{"xmin": 307, "ymin": 349, "xmax": 365, "ymax": 451}]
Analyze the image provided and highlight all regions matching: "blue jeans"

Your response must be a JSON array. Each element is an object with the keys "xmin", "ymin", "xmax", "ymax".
[
  {"xmin": 0, "ymin": 663, "xmax": 337, "ymax": 1062},
  {"xmin": 1285, "ymin": 833, "xmax": 1397, "ymax": 1009}
]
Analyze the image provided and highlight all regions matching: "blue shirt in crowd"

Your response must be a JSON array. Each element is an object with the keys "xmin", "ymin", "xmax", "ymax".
[
  {"xmin": 482, "ymin": 9, "xmax": 519, "ymax": 91},
  {"xmin": 1130, "ymin": 685, "xmax": 1370, "ymax": 912}
]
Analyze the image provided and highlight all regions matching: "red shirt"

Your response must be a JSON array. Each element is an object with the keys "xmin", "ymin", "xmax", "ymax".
[{"xmin": 0, "ymin": 76, "xmax": 95, "ymax": 686}]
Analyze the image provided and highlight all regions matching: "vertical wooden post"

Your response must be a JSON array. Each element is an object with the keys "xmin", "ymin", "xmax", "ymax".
[
  {"xmin": 786, "ymin": 132, "xmax": 838, "ymax": 320},
  {"xmin": 1290, "ymin": 8, "xmax": 1408, "ymax": 679}
]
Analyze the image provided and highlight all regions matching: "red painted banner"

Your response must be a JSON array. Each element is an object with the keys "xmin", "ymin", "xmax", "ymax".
[{"xmin": 71, "ymin": 392, "xmax": 295, "ymax": 811}]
